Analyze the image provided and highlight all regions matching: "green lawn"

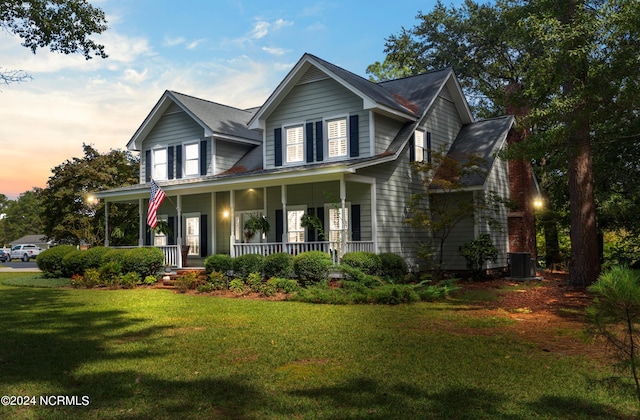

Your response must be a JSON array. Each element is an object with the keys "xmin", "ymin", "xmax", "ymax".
[{"xmin": 0, "ymin": 272, "xmax": 636, "ymax": 419}]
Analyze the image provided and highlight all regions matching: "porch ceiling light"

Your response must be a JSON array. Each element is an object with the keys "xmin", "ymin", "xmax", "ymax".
[{"xmin": 222, "ymin": 210, "xmax": 230, "ymax": 218}]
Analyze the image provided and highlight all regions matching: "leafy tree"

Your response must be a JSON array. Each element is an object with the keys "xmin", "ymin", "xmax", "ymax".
[
  {"xmin": 39, "ymin": 144, "xmax": 139, "ymax": 246},
  {"xmin": 2, "ymin": 188, "xmax": 44, "ymax": 242},
  {"xmin": 372, "ymin": 0, "xmax": 640, "ymax": 286},
  {"xmin": 0, "ymin": 0, "xmax": 108, "ymax": 84}
]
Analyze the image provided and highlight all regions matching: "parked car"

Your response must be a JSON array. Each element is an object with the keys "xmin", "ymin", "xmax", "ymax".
[
  {"xmin": 0, "ymin": 250, "xmax": 10, "ymax": 262},
  {"xmin": 10, "ymin": 244, "xmax": 43, "ymax": 262}
]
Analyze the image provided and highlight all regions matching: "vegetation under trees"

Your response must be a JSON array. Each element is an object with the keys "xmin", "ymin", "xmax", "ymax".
[{"xmin": 370, "ymin": 0, "xmax": 640, "ymax": 286}]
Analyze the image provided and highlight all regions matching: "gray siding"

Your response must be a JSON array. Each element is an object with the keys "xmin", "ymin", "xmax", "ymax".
[
  {"xmin": 420, "ymin": 95, "xmax": 463, "ymax": 154},
  {"xmin": 265, "ymin": 77, "xmax": 370, "ymax": 169},
  {"xmin": 478, "ymin": 155, "xmax": 510, "ymax": 269},
  {"xmin": 374, "ymin": 114, "xmax": 405, "ymax": 154},
  {"xmin": 215, "ymin": 139, "xmax": 252, "ymax": 174},
  {"xmin": 140, "ymin": 109, "xmax": 204, "ymax": 182},
  {"xmin": 357, "ymin": 143, "xmax": 428, "ymax": 267}
]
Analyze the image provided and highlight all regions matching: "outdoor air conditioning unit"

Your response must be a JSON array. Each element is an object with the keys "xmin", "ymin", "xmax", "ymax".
[{"xmin": 509, "ymin": 252, "xmax": 536, "ymax": 278}]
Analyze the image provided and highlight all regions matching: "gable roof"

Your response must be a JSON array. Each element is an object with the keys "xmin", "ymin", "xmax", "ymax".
[
  {"xmin": 435, "ymin": 116, "xmax": 515, "ymax": 188},
  {"xmin": 127, "ymin": 90, "xmax": 262, "ymax": 151},
  {"xmin": 249, "ymin": 53, "xmax": 472, "ymax": 130}
]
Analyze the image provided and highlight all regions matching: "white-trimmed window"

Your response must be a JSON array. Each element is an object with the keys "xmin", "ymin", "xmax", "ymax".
[
  {"xmin": 287, "ymin": 207, "xmax": 306, "ymax": 242},
  {"xmin": 285, "ymin": 125, "xmax": 304, "ymax": 164},
  {"xmin": 184, "ymin": 142, "xmax": 199, "ymax": 177},
  {"xmin": 415, "ymin": 130, "xmax": 425, "ymax": 162},
  {"xmin": 153, "ymin": 215, "xmax": 168, "ymax": 246},
  {"xmin": 152, "ymin": 148, "xmax": 168, "ymax": 180},
  {"xmin": 185, "ymin": 213, "xmax": 200, "ymax": 256},
  {"xmin": 327, "ymin": 205, "xmax": 349, "ymax": 244},
  {"xmin": 327, "ymin": 118, "xmax": 347, "ymax": 158}
]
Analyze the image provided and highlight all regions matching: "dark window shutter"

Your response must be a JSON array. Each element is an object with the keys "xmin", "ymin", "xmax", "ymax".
[
  {"xmin": 168, "ymin": 146, "xmax": 174, "ymax": 180},
  {"xmin": 175, "ymin": 145, "xmax": 183, "ymax": 179},
  {"xmin": 306, "ymin": 123, "xmax": 314, "ymax": 163},
  {"xmin": 316, "ymin": 207, "xmax": 325, "ymax": 238},
  {"xmin": 200, "ymin": 140, "xmax": 207, "ymax": 175},
  {"xmin": 349, "ymin": 115, "xmax": 359, "ymax": 157},
  {"xmin": 168, "ymin": 217, "xmax": 176, "ymax": 245},
  {"xmin": 275, "ymin": 209, "xmax": 283, "ymax": 242},
  {"xmin": 307, "ymin": 208, "xmax": 316, "ymax": 242},
  {"xmin": 426, "ymin": 131, "xmax": 432, "ymax": 163},
  {"xmin": 145, "ymin": 150, "xmax": 152, "ymax": 182},
  {"xmin": 409, "ymin": 133, "xmax": 415, "ymax": 162},
  {"xmin": 145, "ymin": 227, "xmax": 151, "ymax": 246},
  {"xmin": 274, "ymin": 128, "xmax": 282, "ymax": 167},
  {"xmin": 200, "ymin": 214, "xmax": 208, "ymax": 257},
  {"xmin": 351, "ymin": 205, "xmax": 361, "ymax": 241},
  {"xmin": 315, "ymin": 121, "xmax": 324, "ymax": 161}
]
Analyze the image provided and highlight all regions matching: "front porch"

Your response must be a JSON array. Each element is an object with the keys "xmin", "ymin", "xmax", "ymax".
[{"xmin": 150, "ymin": 239, "xmax": 375, "ymax": 268}]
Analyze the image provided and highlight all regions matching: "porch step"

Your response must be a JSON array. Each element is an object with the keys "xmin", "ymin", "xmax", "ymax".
[{"xmin": 160, "ymin": 268, "xmax": 207, "ymax": 288}]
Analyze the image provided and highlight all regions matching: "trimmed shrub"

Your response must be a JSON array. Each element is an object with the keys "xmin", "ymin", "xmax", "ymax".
[
  {"xmin": 37, "ymin": 245, "xmax": 77, "ymax": 278},
  {"xmin": 83, "ymin": 246, "xmax": 112, "ymax": 270},
  {"xmin": 204, "ymin": 254, "xmax": 233, "ymax": 274},
  {"xmin": 233, "ymin": 254, "xmax": 264, "ymax": 279},
  {"xmin": 293, "ymin": 251, "xmax": 332, "ymax": 286},
  {"xmin": 123, "ymin": 247, "xmax": 164, "ymax": 278},
  {"xmin": 368, "ymin": 285, "xmax": 419, "ymax": 305},
  {"xmin": 102, "ymin": 248, "xmax": 128, "ymax": 267},
  {"xmin": 82, "ymin": 268, "xmax": 101, "ymax": 288},
  {"xmin": 378, "ymin": 253, "xmax": 409, "ymax": 281},
  {"xmin": 176, "ymin": 271, "xmax": 203, "ymax": 293},
  {"xmin": 339, "ymin": 265, "xmax": 383, "ymax": 288},
  {"xmin": 61, "ymin": 249, "xmax": 85, "ymax": 277},
  {"xmin": 341, "ymin": 252, "xmax": 381, "ymax": 276},
  {"xmin": 263, "ymin": 252, "xmax": 293, "ymax": 278}
]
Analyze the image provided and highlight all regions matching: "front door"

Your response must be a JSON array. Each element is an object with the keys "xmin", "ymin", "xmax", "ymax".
[{"xmin": 185, "ymin": 215, "xmax": 200, "ymax": 256}]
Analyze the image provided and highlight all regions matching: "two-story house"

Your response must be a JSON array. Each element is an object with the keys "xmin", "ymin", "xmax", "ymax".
[{"xmin": 94, "ymin": 53, "xmax": 520, "ymax": 271}]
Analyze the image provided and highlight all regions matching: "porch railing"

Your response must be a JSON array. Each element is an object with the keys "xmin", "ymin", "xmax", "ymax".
[
  {"xmin": 114, "ymin": 245, "xmax": 181, "ymax": 267},
  {"xmin": 233, "ymin": 241, "xmax": 375, "ymax": 264}
]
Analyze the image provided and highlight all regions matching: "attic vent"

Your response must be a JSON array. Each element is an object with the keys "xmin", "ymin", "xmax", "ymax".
[{"xmin": 297, "ymin": 65, "xmax": 329, "ymax": 85}]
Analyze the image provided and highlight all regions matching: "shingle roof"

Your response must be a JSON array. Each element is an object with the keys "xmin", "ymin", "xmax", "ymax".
[
  {"xmin": 169, "ymin": 91, "xmax": 262, "ymax": 142},
  {"xmin": 438, "ymin": 116, "xmax": 514, "ymax": 187}
]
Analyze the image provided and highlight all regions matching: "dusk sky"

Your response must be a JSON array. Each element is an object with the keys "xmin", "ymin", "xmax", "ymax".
[{"xmin": 0, "ymin": 0, "xmax": 463, "ymax": 200}]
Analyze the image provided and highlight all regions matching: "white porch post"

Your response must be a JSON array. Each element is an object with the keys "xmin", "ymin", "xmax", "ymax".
[
  {"xmin": 211, "ymin": 192, "xmax": 216, "ymax": 255},
  {"xmin": 138, "ymin": 198, "xmax": 145, "ymax": 246},
  {"xmin": 104, "ymin": 201, "xmax": 110, "ymax": 247},
  {"xmin": 281, "ymin": 185, "xmax": 287, "ymax": 251},
  {"xmin": 177, "ymin": 195, "xmax": 183, "ymax": 268},
  {"xmin": 340, "ymin": 177, "xmax": 347, "ymax": 259},
  {"xmin": 229, "ymin": 190, "xmax": 236, "ymax": 257},
  {"xmin": 371, "ymin": 179, "xmax": 378, "ymax": 253}
]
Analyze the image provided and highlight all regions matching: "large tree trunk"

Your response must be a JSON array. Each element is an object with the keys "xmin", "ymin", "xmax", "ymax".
[{"xmin": 561, "ymin": 0, "xmax": 600, "ymax": 286}]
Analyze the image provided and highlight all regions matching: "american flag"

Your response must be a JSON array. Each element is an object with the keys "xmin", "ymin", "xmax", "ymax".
[{"xmin": 147, "ymin": 179, "xmax": 166, "ymax": 228}]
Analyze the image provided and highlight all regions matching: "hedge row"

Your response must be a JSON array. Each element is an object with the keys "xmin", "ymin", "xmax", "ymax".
[
  {"xmin": 204, "ymin": 251, "xmax": 409, "ymax": 285},
  {"xmin": 37, "ymin": 246, "xmax": 164, "ymax": 279}
]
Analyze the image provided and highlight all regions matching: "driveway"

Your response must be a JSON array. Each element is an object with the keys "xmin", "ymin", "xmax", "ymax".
[{"xmin": 0, "ymin": 260, "xmax": 40, "ymax": 272}]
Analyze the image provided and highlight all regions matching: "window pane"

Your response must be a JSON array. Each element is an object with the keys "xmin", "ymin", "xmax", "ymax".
[
  {"xmin": 184, "ymin": 143, "xmax": 199, "ymax": 176},
  {"xmin": 286, "ymin": 126, "xmax": 304, "ymax": 163},
  {"xmin": 153, "ymin": 149, "xmax": 167, "ymax": 180},
  {"xmin": 327, "ymin": 119, "xmax": 347, "ymax": 158},
  {"xmin": 415, "ymin": 131, "xmax": 425, "ymax": 162},
  {"xmin": 185, "ymin": 143, "xmax": 198, "ymax": 159},
  {"xmin": 287, "ymin": 210, "xmax": 305, "ymax": 242}
]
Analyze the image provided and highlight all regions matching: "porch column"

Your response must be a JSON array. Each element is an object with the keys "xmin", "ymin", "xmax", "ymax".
[
  {"xmin": 211, "ymin": 192, "xmax": 216, "ymax": 255},
  {"xmin": 177, "ymin": 195, "xmax": 183, "ymax": 268},
  {"xmin": 371, "ymin": 179, "xmax": 378, "ymax": 253},
  {"xmin": 230, "ymin": 190, "xmax": 236, "ymax": 257},
  {"xmin": 340, "ymin": 177, "xmax": 347, "ymax": 259},
  {"xmin": 104, "ymin": 201, "xmax": 109, "ymax": 247},
  {"xmin": 281, "ymin": 185, "xmax": 288, "ymax": 249},
  {"xmin": 138, "ymin": 198, "xmax": 144, "ymax": 246}
]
